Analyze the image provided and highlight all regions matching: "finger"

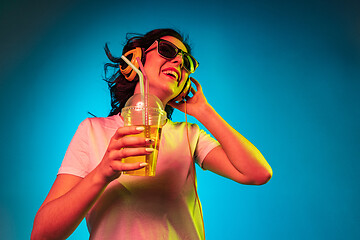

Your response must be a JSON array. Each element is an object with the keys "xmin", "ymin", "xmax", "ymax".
[
  {"xmin": 113, "ymin": 126, "xmax": 145, "ymax": 140},
  {"xmin": 112, "ymin": 136, "xmax": 154, "ymax": 150},
  {"xmin": 110, "ymin": 147, "xmax": 154, "ymax": 160},
  {"xmin": 190, "ymin": 77, "xmax": 201, "ymax": 91},
  {"xmin": 190, "ymin": 86, "xmax": 196, "ymax": 95},
  {"xmin": 112, "ymin": 161, "xmax": 148, "ymax": 172}
]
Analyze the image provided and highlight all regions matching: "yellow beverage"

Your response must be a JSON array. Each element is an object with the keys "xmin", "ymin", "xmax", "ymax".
[{"xmin": 122, "ymin": 125, "xmax": 162, "ymax": 176}]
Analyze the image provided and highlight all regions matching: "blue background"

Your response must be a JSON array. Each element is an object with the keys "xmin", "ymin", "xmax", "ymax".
[{"xmin": 1, "ymin": 0, "xmax": 359, "ymax": 239}]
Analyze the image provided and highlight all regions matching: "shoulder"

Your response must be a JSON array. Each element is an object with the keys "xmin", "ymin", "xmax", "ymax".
[
  {"xmin": 165, "ymin": 120, "xmax": 200, "ymax": 131},
  {"xmin": 79, "ymin": 114, "xmax": 123, "ymax": 131},
  {"xmin": 163, "ymin": 120, "xmax": 204, "ymax": 141}
]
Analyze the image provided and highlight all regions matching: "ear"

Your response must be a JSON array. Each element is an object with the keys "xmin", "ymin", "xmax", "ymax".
[{"xmin": 119, "ymin": 47, "xmax": 144, "ymax": 81}]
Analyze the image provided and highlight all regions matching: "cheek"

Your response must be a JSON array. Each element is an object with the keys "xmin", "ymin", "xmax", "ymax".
[
  {"xmin": 143, "ymin": 57, "xmax": 162, "ymax": 76},
  {"xmin": 143, "ymin": 62, "xmax": 153, "ymax": 75},
  {"xmin": 180, "ymin": 71, "xmax": 189, "ymax": 84},
  {"xmin": 176, "ymin": 73, "xmax": 189, "ymax": 92},
  {"xmin": 143, "ymin": 63, "xmax": 159, "ymax": 81}
]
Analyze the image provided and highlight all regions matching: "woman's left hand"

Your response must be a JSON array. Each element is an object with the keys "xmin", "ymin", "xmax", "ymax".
[{"xmin": 169, "ymin": 77, "xmax": 210, "ymax": 117}]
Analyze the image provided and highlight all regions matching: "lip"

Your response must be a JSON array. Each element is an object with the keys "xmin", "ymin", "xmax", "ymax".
[{"xmin": 161, "ymin": 67, "xmax": 181, "ymax": 81}]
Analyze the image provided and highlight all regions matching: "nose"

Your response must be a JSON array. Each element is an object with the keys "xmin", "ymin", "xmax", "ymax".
[{"xmin": 170, "ymin": 53, "xmax": 183, "ymax": 67}]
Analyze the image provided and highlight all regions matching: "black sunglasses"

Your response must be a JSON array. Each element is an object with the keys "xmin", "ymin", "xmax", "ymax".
[{"xmin": 146, "ymin": 39, "xmax": 199, "ymax": 73}]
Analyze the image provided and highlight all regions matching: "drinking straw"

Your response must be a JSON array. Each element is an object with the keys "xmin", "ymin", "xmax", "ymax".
[
  {"xmin": 120, "ymin": 55, "xmax": 144, "ymax": 95},
  {"xmin": 121, "ymin": 55, "xmax": 146, "ymax": 125},
  {"xmin": 136, "ymin": 57, "xmax": 150, "ymax": 128},
  {"xmin": 136, "ymin": 57, "xmax": 149, "ymax": 98}
]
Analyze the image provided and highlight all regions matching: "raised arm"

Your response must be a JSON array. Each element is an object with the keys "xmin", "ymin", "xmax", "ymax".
[
  {"xmin": 31, "ymin": 126, "xmax": 153, "ymax": 240},
  {"xmin": 170, "ymin": 78, "xmax": 272, "ymax": 185}
]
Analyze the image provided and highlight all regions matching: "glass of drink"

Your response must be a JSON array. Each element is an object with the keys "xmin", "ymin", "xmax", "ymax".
[{"xmin": 121, "ymin": 94, "xmax": 167, "ymax": 176}]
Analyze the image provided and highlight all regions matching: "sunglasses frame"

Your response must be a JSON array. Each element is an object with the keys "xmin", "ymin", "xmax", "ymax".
[{"xmin": 145, "ymin": 39, "xmax": 199, "ymax": 73}]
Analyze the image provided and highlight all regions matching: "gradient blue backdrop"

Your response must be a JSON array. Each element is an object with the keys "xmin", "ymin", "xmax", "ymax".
[{"xmin": 1, "ymin": 0, "xmax": 359, "ymax": 239}]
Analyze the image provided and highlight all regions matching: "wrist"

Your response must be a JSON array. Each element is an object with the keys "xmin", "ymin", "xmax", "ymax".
[
  {"xmin": 91, "ymin": 166, "xmax": 112, "ymax": 188},
  {"xmin": 194, "ymin": 103, "xmax": 215, "ymax": 122}
]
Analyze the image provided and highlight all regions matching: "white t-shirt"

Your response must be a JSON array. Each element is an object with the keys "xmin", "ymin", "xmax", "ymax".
[{"xmin": 58, "ymin": 114, "xmax": 220, "ymax": 240}]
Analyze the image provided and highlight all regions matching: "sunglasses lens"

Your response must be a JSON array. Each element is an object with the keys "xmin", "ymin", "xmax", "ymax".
[
  {"xmin": 158, "ymin": 42, "xmax": 177, "ymax": 58},
  {"xmin": 183, "ymin": 55, "xmax": 192, "ymax": 72},
  {"xmin": 158, "ymin": 40, "xmax": 198, "ymax": 73}
]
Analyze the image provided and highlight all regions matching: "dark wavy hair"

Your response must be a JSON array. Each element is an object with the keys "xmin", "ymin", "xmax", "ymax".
[{"xmin": 104, "ymin": 28, "xmax": 192, "ymax": 119}]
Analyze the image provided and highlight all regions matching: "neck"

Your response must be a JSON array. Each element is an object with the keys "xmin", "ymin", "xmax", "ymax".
[{"xmin": 134, "ymin": 84, "xmax": 170, "ymax": 106}]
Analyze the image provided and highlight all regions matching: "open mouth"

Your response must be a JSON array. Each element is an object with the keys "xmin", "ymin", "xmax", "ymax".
[{"xmin": 162, "ymin": 69, "xmax": 179, "ymax": 81}]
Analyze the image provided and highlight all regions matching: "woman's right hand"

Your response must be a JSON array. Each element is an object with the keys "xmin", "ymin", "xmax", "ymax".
[
  {"xmin": 31, "ymin": 126, "xmax": 153, "ymax": 240},
  {"xmin": 95, "ymin": 126, "xmax": 154, "ymax": 183}
]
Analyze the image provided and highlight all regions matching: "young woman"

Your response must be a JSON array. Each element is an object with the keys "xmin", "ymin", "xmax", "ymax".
[{"xmin": 31, "ymin": 28, "xmax": 272, "ymax": 240}]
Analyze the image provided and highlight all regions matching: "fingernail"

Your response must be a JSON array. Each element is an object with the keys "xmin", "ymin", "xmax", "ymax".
[
  {"xmin": 140, "ymin": 162, "xmax": 148, "ymax": 167},
  {"xmin": 145, "ymin": 148, "xmax": 154, "ymax": 152},
  {"xmin": 136, "ymin": 126, "xmax": 145, "ymax": 131}
]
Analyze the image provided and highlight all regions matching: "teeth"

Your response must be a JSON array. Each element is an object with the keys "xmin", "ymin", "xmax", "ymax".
[{"xmin": 163, "ymin": 70, "xmax": 178, "ymax": 80}]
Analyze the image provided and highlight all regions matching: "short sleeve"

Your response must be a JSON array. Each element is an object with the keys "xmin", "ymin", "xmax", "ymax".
[
  {"xmin": 194, "ymin": 129, "xmax": 220, "ymax": 168},
  {"xmin": 58, "ymin": 119, "xmax": 91, "ymax": 178}
]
